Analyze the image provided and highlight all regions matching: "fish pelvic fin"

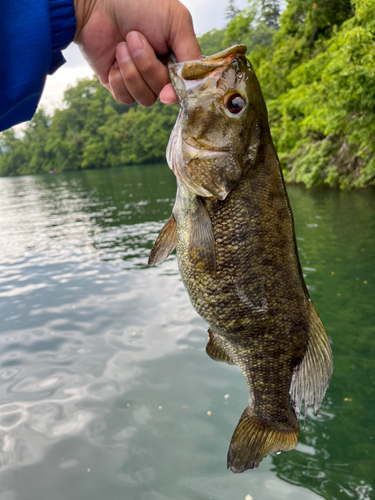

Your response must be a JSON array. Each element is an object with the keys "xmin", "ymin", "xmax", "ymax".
[
  {"xmin": 227, "ymin": 408, "xmax": 299, "ymax": 472},
  {"xmin": 188, "ymin": 197, "xmax": 216, "ymax": 273},
  {"xmin": 148, "ymin": 214, "xmax": 177, "ymax": 266},
  {"xmin": 290, "ymin": 302, "xmax": 333, "ymax": 420},
  {"xmin": 206, "ymin": 328, "xmax": 235, "ymax": 365}
]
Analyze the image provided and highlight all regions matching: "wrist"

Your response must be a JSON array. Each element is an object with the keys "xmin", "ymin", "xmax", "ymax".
[{"xmin": 74, "ymin": 0, "xmax": 98, "ymax": 41}]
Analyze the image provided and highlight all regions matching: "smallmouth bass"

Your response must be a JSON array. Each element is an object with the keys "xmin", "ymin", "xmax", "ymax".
[{"xmin": 149, "ymin": 45, "xmax": 333, "ymax": 472}]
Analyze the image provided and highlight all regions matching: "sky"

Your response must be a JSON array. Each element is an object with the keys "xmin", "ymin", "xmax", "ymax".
[{"xmin": 39, "ymin": 0, "xmax": 249, "ymax": 113}]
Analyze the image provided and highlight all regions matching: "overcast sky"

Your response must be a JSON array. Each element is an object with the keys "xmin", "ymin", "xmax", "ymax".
[{"xmin": 39, "ymin": 0, "xmax": 248, "ymax": 113}]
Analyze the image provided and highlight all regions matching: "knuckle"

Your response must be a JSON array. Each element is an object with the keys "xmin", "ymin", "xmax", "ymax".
[
  {"xmin": 112, "ymin": 91, "xmax": 122, "ymax": 103},
  {"xmin": 123, "ymin": 95, "xmax": 135, "ymax": 105},
  {"xmin": 109, "ymin": 70, "xmax": 123, "ymax": 88},
  {"xmin": 140, "ymin": 95, "xmax": 156, "ymax": 107},
  {"xmin": 109, "ymin": 83, "xmax": 126, "ymax": 103},
  {"xmin": 123, "ymin": 68, "xmax": 139, "ymax": 87},
  {"xmin": 112, "ymin": 87, "xmax": 134, "ymax": 105},
  {"xmin": 136, "ymin": 57, "xmax": 153, "ymax": 75}
]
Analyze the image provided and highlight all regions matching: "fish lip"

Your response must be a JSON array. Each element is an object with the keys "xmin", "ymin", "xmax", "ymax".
[
  {"xmin": 183, "ymin": 137, "xmax": 229, "ymax": 155},
  {"xmin": 183, "ymin": 143, "xmax": 228, "ymax": 160},
  {"xmin": 168, "ymin": 61, "xmax": 186, "ymax": 100},
  {"xmin": 203, "ymin": 45, "xmax": 247, "ymax": 61},
  {"xmin": 183, "ymin": 142, "xmax": 228, "ymax": 161}
]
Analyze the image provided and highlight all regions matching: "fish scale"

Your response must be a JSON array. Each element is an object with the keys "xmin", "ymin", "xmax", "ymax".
[{"xmin": 148, "ymin": 45, "xmax": 333, "ymax": 472}]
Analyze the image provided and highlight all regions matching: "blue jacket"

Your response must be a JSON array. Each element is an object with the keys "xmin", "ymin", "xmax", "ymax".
[{"xmin": 0, "ymin": 0, "xmax": 76, "ymax": 131}]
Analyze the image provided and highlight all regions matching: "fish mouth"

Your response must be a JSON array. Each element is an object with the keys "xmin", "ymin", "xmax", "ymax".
[
  {"xmin": 181, "ymin": 45, "xmax": 247, "ymax": 81},
  {"xmin": 168, "ymin": 45, "xmax": 247, "ymax": 99},
  {"xmin": 183, "ymin": 138, "xmax": 228, "ymax": 160},
  {"xmin": 183, "ymin": 143, "xmax": 228, "ymax": 161}
]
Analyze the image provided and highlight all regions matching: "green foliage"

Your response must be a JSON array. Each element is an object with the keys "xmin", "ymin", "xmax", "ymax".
[
  {"xmin": 0, "ymin": 110, "xmax": 53, "ymax": 176},
  {"xmin": 199, "ymin": 1, "xmax": 278, "ymax": 57},
  {"xmin": 225, "ymin": 0, "xmax": 240, "ymax": 21},
  {"xmin": 278, "ymin": 0, "xmax": 353, "ymax": 42},
  {"xmin": 223, "ymin": 0, "xmax": 277, "ymax": 51},
  {"xmin": 260, "ymin": 0, "xmax": 281, "ymax": 29},
  {"xmin": 224, "ymin": 0, "xmax": 373, "ymax": 188},
  {"xmin": 198, "ymin": 29, "xmax": 226, "ymax": 55},
  {"xmin": 0, "ymin": 77, "xmax": 178, "ymax": 177},
  {"xmin": 1, "ymin": 0, "xmax": 374, "ymax": 188},
  {"xmin": 265, "ymin": 0, "xmax": 375, "ymax": 188},
  {"xmin": 224, "ymin": 2, "xmax": 258, "ymax": 47}
]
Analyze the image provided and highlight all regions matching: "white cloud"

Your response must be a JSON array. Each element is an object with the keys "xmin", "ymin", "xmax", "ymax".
[
  {"xmin": 38, "ymin": 45, "xmax": 94, "ymax": 115},
  {"xmin": 183, "ymin": 0, "xmax": 248, "ymax": 34},
  {"xmin": 40, "ymin": 67, "xmax": 94, "ymax": 115}
]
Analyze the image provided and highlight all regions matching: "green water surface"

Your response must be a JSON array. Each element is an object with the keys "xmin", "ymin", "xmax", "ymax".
[{"xmin": 0, "ymin": 165, "xmax": 374, "ymax": 500}]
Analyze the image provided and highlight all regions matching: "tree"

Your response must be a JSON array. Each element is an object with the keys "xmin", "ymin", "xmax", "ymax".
[
  {"xmin": 266, "ymin": 0, "xmax": 375, "ymax": 188},
  {"xmin": 223, "ymin": 1, "xmax": 258, "ymax": 47},
  {"xmin": 198, "ymin": 29, "xmax": 226, "ymax": 55},
  {"xmin": 225, "ymin": 0, "xmax": 240, "ymax": 22},
  {"xmin": 261, "ymin": 0, "xmax": 280, "ymax": 29}
]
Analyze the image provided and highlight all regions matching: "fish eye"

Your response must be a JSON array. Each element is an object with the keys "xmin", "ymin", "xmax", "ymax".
[{"xmin": 226, "ymin": 94, "xmax": 245, "ymax": 114}]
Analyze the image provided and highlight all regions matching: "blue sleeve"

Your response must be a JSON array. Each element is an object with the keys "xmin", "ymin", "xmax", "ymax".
[{"xmin": 0, "ymin": 0, "xmax": 76, "ymax": 132}]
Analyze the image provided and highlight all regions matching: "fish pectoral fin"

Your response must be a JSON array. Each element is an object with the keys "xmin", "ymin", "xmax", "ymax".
[
  {"xmin": 188, "ymin": 198, "xmax": 216, "ymax": 272},
  {"xmin": 227, "ymin": 408, "xmax": 299, "ymax": 472},
  {"xmin": 148, "ymin": 214, "xmax": 177, "ymax": 266},
  {"xmin": 206, "ymin": 328, "xmax": 235, "ymax": 365},
  {"xmin": 289, "ymin": 302, "xmax": 333, "ymax": 419}
]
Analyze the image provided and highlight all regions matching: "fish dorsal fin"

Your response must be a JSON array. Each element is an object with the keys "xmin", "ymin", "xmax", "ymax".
[
  {"xmin": 290, "ymin": 302, "xmax": 333, "ymax": 419},
  {"xmin": 148, "ymin": 214, "xmax": 177, "ymax": 266},
  {"xmin": 206, "ymin": 328, "xmax": 235, "ymax": 365},
  {"xmin": 188, "ymin": 198, "xmax": 216, "ymax": 273}
]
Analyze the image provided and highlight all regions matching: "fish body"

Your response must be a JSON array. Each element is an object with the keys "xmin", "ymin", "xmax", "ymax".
[{"xmin": 149, "ymin": 46, "xmax": 332, "ymax": 472}]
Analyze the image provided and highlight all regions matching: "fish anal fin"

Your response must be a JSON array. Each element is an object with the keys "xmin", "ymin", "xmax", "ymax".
[
  {"xmin": 206, "ymin": 328, "xmax": 235, "ymax": 365},
  {"xmin": 290, "ymin": 302, "xmax": 333, "ymax": 419},
  {"xmin": 228, "ymin": 407, "xmax": 299, "ymax": 472},
  {"xmin": 148, "ymin": 214, "xmax": 177, "ymax": 267},
  {"xmin": 188, "ymin": 198, "xmax": 216, "ymax": 273}
]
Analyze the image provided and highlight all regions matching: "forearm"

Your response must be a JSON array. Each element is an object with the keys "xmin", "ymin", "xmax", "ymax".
[{"xmin": 0, "ymin": 0, "xmax": 76, "ymax": 131}]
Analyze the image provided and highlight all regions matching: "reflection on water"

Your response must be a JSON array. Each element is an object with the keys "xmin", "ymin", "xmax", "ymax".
[{"xmin": 0, "ymin": 165, "xmax": 374, "ymax": 500}]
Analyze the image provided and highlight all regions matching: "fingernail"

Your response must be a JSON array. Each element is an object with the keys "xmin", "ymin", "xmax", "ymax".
[
  {"xmin": 127, "ymin": 31, "xmax": 145, "ymax": 58},
  {"xmin": 160, "ymin": 84, "xmax": 178, "ymax": 105},
  {"xmin": 160, "ymin": 97, "xmax": 178, "ymax": 105},
  {"xmin": 113, "ymin": 60, "xmax": 119, "ymax": 68},
  {"xmin": 116, "ymin": 42, "xmax": 131, "ymax": 63}
]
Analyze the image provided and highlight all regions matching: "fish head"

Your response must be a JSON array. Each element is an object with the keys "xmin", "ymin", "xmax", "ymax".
[{"xmin": 167, "ymin": 46, "xmax": 270, "ymax": 200}]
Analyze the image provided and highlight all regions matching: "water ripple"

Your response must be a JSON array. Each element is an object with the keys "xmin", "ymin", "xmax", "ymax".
[{"xmin": 0, "ymin": 169, "xmax": 374, "ymax": 500}]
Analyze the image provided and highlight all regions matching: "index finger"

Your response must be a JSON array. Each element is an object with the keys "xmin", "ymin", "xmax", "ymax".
[
  {"xmin": 168, "ymin": 3, "xmax": 202, "ymax": 63},
  {"xmin": 160, "ymin": 3, "xmax": 202, "ymax": 103}
]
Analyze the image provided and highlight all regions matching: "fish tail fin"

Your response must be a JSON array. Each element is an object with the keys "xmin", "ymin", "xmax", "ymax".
[
  {"xmin": 290, "ymin": 302, "xmax": 333, "ymax": 420},
  {"xmin": 227, "ymin": 407, "xmax": 299, "ymax": 472}
]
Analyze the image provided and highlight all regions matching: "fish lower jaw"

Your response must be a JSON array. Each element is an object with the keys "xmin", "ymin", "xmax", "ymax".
[{"xmin": 183, "ymin": 142, "xmax": 228, "ymax": 160}]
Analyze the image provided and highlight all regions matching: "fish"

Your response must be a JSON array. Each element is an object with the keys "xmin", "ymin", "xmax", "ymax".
[{"xmin": 148, "ymin": 45, "xmax": 333, "ymax": 472}]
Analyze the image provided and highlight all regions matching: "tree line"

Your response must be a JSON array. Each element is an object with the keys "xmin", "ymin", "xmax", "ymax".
[{"xmin": 1, "ymin": 0, "xmax": 374, "ymax": 188}]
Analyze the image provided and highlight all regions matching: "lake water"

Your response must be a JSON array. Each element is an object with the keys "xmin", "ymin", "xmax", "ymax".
[{"xmin": 0, "ymin": 165, "xmax": 374, "ymax": 500}]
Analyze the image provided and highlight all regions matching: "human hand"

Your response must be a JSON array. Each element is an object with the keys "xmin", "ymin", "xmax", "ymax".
[{"xmin": 74, "ymin": 0, "xmax": 202, "ymax": 106}]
